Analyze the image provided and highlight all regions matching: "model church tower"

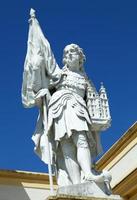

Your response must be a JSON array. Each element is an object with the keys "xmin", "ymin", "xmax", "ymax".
[
  {"xmin": 99, "ymin": 82, "xmax": 111, "ymax": 120},
  {"xmin": 87, "ymin": 82, "xmax": 111, "ymax": 131}
]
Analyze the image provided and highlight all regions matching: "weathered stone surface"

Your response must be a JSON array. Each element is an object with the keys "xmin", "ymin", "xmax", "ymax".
[
  {"xmin": 46, "ymin": 182, "xmax": 122, "ymax": 200},
  {"xmin": 55, "ymin": 182, "xmax": 121, "ymax": 200},
  {"xmin": 47, "ymin": 194, "xmax": 122, "ymax": 200}
]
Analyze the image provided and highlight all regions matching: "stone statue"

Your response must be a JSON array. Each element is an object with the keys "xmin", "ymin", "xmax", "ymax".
[{"xmin": 22, "ymin": 9, "xmax": 111, "ymax": 188}]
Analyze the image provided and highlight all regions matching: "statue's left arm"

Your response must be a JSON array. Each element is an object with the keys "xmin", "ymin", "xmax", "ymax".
[{"xmin": 86, "ymin": 78, "xmax": 111, "ymax": 132}]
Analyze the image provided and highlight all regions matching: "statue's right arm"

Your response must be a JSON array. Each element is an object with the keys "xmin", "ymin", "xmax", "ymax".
[{"xmin": 22, "ymin": 10, "xmax": 62, "ymax": 108}]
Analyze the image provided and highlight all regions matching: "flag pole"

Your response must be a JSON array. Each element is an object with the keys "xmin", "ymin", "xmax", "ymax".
[
  {"xmin": 29, "ymin": 8, "xmax": 54, "ymax": 194},
  {"xmin": 43, "ymin": 97, "xmax": 54, "ymax": 194}
]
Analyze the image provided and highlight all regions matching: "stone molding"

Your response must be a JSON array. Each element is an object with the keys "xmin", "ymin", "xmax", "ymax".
[
  {"xmin": 96, "ymin": 122, "xmax": 137, "ymax": 170},
  {"xmin": 0, "ymin": 170, "xmax": 57, "ymax": 189}
]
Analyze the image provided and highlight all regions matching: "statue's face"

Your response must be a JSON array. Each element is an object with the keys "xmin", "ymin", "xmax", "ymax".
[{"xmin": 65, "ymin": 46, "xmax": 80, "ymax": 71}]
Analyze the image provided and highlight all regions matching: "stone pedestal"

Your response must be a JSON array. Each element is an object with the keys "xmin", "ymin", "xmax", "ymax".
[
  {"xmin": 47, "ymin": 195, "xmax": 121, "ymax": 200},
  {"xmin": 46, "ymin": 182, "xmax": 122, "ymax": 200}
]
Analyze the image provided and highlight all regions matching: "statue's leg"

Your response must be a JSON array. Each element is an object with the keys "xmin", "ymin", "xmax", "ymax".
[
  {"xmin": 56, "ymin": 145, "xmax": 73, "ymax": 186},
  {"xmin": 60, "ymin": 137, "xmax": 81, "ymax": 184},
  {"xmin": 72, "ymin": 131, "xmax": 92, "ymax": 179},
  {"xmin": 72, "ymin": 131, "xmax": 107, "ymax": 182}
]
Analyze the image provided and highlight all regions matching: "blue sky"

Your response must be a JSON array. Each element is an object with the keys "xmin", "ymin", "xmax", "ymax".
[{"xmin": 0, "ymin": 1, "xmax": 137, "ymax": 173}]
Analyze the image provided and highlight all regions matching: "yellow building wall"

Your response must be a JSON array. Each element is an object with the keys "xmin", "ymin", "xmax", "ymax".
[{"xmin": 96, "ymin": 122, "xmax": 137, "ymax": 200}]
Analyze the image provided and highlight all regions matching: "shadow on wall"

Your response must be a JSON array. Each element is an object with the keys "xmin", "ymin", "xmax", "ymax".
[{"xmin": 0, "ymin": 184, "xmax": 31, "ymax": 200}]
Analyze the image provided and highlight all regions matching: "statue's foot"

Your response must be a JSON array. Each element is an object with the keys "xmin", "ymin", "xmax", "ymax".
[
  {"xmin": 85, "ymin": 173, "xmax": 104, "ymax": 182},
  {"xmin": 102, "ymin": 170, "xmax": 112, "ymax": 183},
  {"xmin": 85, "ymin": 170, "xmax": 112, "ymax": 183}
]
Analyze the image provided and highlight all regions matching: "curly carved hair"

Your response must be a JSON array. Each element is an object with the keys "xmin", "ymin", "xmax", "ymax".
[{"xmin": 62, "ymin": 44, "xmax": 86, "ymax": 71}]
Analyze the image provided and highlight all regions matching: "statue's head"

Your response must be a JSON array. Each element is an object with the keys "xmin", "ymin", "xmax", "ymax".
[{"xmin": 62, "ymin": 44, "xmax": 86, "ymax": 72}]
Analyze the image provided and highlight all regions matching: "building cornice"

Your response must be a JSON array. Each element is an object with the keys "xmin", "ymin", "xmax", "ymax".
[
  {"xmin": 113, "ymin": 168, "xmax": 137, "ymax": 199},
  {"xmin": 96, "ymin": 122, "xmax": 137, "ymax": 171},
  {"xmin": 0, "ymin": 170, "xmax": 57, "ymax": 189}
]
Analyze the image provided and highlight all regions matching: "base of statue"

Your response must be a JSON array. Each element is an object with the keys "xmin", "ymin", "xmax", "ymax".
[
  {"xmin": 47, "ymin": 182, "xmax": 122, "ymax": 200},
  {"xmin": 47, "ymin": 196, "xmax": 122, "ymax": 200}
]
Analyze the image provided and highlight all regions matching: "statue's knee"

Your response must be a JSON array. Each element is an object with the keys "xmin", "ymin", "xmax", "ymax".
[
  {"xmin": 75, "ymin": 133, "xmax": 89, "ymax": 148},
  {"xmin": 60, "ymin": 139, "xmax": 76, "ymax": 158}
]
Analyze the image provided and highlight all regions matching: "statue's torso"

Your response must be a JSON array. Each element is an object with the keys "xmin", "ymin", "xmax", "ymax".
[
  {"xmin": 48, "ymin": 70, "xmax": 91, "ymax": 140},
  {"xmin": 56, "ymin": 70, "xmax": 87, "ymax": 98}
]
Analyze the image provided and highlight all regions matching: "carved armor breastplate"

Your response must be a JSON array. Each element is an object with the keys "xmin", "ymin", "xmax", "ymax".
[{"xmin": 56, "ymin": 71, "xmax": 87, "ymax": 98}]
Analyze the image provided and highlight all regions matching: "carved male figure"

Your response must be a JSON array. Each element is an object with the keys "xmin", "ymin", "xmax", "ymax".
[{"xmin": 22, "ymin": 9, "xmax": 111, "ymax": 187}]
